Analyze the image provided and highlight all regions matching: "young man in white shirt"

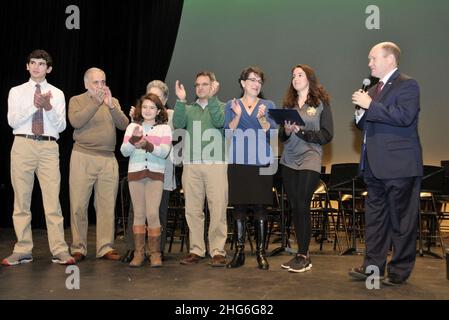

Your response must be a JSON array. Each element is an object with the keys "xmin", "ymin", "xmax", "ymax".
[{"xmin": 3, "ymin": 49, "xmax": 75, "ymax": 266}]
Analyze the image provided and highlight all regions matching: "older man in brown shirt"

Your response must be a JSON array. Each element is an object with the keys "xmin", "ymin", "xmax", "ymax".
[{"xmin": 68, "ymin": 68, "xmax": 129, "ymax": 261}]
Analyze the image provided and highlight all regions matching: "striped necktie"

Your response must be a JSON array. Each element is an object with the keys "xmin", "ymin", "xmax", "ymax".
[{"xmin": 32, "ymin": 84, "xmax": 44, "ymax": 135}]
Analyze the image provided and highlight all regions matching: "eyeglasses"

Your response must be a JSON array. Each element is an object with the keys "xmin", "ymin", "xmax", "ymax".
[
  {"xmin": 246, "ymin": 77, "xmax": 263, "ymax": 85},
  {"xmin": 194, "ymin": 83, "xmax": 211, "ymax": 88}
]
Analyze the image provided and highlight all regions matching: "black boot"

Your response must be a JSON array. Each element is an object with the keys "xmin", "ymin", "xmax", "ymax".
[
  {"xmin": 227, "ymin": 218, "xmax": 246, "ymax": 268},
  {"xmin": 121, "ymin": 249, "xmax": 134, "ymax": 263},
  {"xmin": 255, "ymin": 219, "xmax": 269, "ymax": 270}
]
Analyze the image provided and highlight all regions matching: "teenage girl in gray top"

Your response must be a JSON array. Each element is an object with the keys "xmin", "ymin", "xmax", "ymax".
[{"xmin": 279, "ymin": 64, "xmax": 333, "ymax": 273}]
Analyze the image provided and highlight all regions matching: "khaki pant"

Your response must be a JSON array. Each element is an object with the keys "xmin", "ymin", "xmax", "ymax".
[
  {"xmin": 182, "ymin": 164, "xmax": 228, "ymax": 257},
  {"xmin": 69, "ymin": 150, "xmax": 118, "ymax": 257},
  {"xmin": 128, "ymin": 178, "xmax": 163, "ymax": 227},
  {"xmin": 10, "ymin": 136, "xmax": 68, "ymax": 255}
]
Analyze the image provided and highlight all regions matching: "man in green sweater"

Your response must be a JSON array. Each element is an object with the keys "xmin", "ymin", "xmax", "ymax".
[
  {"xmin": 173, "ymin": 71, "xmax": 228, "ymax": 267},
  {"xmin": 68, "ymin": 68, "xmax": 129, "ymax": 262}
]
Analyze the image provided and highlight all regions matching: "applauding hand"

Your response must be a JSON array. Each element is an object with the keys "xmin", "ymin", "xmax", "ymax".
[{"xmin": 175, "ymin": 80, "xmax": 187, "ymax": 102}]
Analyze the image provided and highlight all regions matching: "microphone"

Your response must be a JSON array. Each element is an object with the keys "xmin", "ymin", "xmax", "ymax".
[
  {"xmin": 361, "ymin": 78, "xmax": 371, "ymax": 91},
  {"xmin": 355, "ymin": 78, "xmax": 371, "ymax": 110}
]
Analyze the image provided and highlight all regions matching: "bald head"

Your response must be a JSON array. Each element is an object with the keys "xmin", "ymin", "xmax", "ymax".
[
  {"xmin": 84, "ymin": 67, "xmax": 105, "ymax": 82},
  {"xmin": 373, "ymin": 42, "xmax": 401, "ymax": 65},
  {"xmin": 368, "ymin": 42, "xmax": 401, "ymax": 79},
  {"xmin": 84, "ymin": 67, "xmax": 106, "ymax": 92}
]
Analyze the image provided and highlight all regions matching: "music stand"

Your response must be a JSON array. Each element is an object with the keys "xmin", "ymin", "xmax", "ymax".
[
  {"xmin": 418, "ymin": 165, "xmax": 446, "ymax": 259},
  {"xmin": 325, "ymin": 163, "xmax": 366, "ymax": 256},
  {"xmin": 269, "ymin": 167, "xmax": 295, "ymax": 256}
]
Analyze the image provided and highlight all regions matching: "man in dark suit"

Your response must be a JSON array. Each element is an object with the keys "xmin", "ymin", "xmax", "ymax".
[{"xmin": 349, "ymin": 42, "xmax": 423, "ymax": 286}]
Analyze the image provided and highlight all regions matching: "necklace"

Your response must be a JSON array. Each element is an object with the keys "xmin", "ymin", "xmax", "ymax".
[{"xmin": 242, "ymin": 97, "xmax": 258, "ymax": 110}]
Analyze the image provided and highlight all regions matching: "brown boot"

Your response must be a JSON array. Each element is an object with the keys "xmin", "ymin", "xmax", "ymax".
[
  {"xmin": 129, "ymin": 225, "xmax": 146, "ymax": 268},
  {"xmin": 147, "ymin": 227, "xmax": 162, "ymax": 267}
]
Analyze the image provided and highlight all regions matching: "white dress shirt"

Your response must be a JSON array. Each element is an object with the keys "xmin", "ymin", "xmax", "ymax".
[{"xmin": 7, "ymin": 78, "xmax": 66, "ymax": 139}]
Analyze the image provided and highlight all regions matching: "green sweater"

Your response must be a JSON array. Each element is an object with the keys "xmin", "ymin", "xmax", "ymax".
[{"xmin": 173, "ymin": 96, "xmax": 226, "ymax": 163}]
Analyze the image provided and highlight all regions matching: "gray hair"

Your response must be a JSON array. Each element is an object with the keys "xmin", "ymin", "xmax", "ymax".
[
  {"xmin": 146, "ymin": 80, "xmax": 169, "ymax": 100},
  {"xmin": 84, "ymin": 67, "xmax": 105, "ymax": 81}
]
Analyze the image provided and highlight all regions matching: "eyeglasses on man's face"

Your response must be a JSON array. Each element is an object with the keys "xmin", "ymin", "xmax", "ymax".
[
  {"xmin": 246, "ymin": 77, "xmax": 263, "ymax": 85},
  {"xmin": 194, "ymin": 83, "xmax": 211, "ymax": 88}
]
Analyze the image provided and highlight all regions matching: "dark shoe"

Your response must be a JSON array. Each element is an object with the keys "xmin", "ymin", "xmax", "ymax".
[
  {"xmin": 227, "ymin": 218, "xmax": 246, "ymax": 268},
  {"xmin": 382, "ymin": 274, "xmax": 406, "ymax": 286},
  {"xmin": 101, "ymin": 249, "xmax": 121, "ymax": 261},
  {"xmin": 348, "ymin": 266, "xmax": 369, "ymax": 280},
  {"xmin": 255, "ymin": 219, "xmax": 269, "ymax": 270},
  {"xmin": 211, "ymin": 255, "xmax": 226, "ymax": 267},
  {"xmin": 281, "ymin": 256, "xmax": 296, "ymax": 270},
  {"xmin": 226, "ymin": 245, "xmax": 245, "ymax": 268},
  {"xmin": 121, "ymin": 250, "xmax": 134, "ymax": 263},
  {"xmin": 287, "ymin": 254, "xmax": 312, "ymax": 273},
  {"xmin": 72, "ymin": 252, "xmax": 86, "ymax": 263},
  {"xmin": 256, "ymin": 252, "xmax": 269, "ymax": 270},
  {"xmin": 349, "ymin": 266, "xmax": 384, "ymax": 281},
  {"xmin": 180, "ymin": 253, "xmax": 202, "ymax": 265}
]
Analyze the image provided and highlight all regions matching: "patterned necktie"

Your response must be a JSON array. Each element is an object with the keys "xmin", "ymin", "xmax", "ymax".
[
  {"xmin": 32, "ymin": 84, "xmax": 44, "ymax": 135},
  {"xmin": 370, "ymin": 81, "xmax": 384, "ymax": 100}
]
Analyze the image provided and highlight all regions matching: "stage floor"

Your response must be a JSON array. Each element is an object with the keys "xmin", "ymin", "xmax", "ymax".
[{"xmin": 0, "ymin": 227, "xmax": 448, "ymax": 300}]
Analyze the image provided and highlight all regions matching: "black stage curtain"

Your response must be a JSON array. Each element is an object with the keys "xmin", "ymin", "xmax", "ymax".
[{"xmin": 0, "ymin": 0, "xmax": 184, "ymax": 228}]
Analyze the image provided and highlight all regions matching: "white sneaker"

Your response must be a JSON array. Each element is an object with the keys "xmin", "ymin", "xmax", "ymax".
[
  {"xmin": 51, "ymin": 252, "xmax": 76, "ymax": 265},
  {"xmin": 1, "ymin": 252, "xmax": 33, "ymax": 266}
]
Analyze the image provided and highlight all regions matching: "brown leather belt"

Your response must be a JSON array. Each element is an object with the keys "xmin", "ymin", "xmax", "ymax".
[{"xmin": 16, "ymin": 134, "xmax": 56, "ymax": 141}]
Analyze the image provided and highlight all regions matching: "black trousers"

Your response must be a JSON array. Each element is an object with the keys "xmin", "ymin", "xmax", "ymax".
[
  {"xmin": 363, "ymin": 162, "xmax": 421, "ymax": 280},
  {"xmin": 282, "ymin": 165, "xmax": 320, "ymax": 255}
]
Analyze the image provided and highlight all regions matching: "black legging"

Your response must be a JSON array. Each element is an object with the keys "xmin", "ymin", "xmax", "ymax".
[
  {"xmin": 282, "ymin": 166, "xmax": 320, "ymax": 255},
  {"xmin": 233, "ymin": 204, "xmax": 266, "ymax": 221}
]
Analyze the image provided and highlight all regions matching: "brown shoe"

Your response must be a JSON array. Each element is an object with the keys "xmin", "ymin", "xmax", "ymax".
[
  {"xmin": 72, "ymin": 252, "xmax": 86, "ymax": 263},
  {"xmin": 211, "ymin": 255, "xmax": 226, "ymax": 267},
  {"xmin": 101, "ymin": 249, "xmax": 121, "ymax": 261},
  {"xmin": 180, "ymin": 253, "xmax": 202, "ymax": 265}
]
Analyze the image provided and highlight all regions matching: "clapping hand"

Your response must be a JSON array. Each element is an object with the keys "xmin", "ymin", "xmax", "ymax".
[
  {"xmin": 257, "ymin": 104, "xmax": 266, "ymax": 119},
  {"xmin": 132, "ymin": 125, "xmax": 143, "ymax": 138},
  {"xmin": 103, "ymin": 86, "xmax": 113, "ymax": 109},
  {"xmin": 175, "ymin": 80, "xmax": 186, "ymax": 101},
  {"xmin": 230, "ymin": 98, "xmax": 242, "ymax": 117},
  {"xmin": 210, "ymin": 81, "xmax": 220, "ymax": 97},
  {"xmin": 129, "ymin": 106, "xmax": 136, "ymax": 121},
  {"xmin": 134, "ymin": 139, "xmax": 148, "ymax": 149},
  {"xmin": 34, "ymin": 91, "xmax": 53, "ymax": 110},
  {"xmin": 92, "ymin": 87, "xmax": 106, "ymax": 106},
  {"xmin": 129, "ymin": 125, "xmax": 144, "ymax": 146}
]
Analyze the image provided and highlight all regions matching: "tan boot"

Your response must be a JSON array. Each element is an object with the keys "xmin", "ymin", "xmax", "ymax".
[
  {"xmin": 129, "ymin": 225, "xmax": 146, "ymax": 268},
  {"xmin": 147, "ymin": 227, "xmax": 162, "ymax": 267}
]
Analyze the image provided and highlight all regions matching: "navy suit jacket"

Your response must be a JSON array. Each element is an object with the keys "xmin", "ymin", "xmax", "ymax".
[{"xmin": 356, "ymin": 70, "xmax": 423, "ymax": 180}]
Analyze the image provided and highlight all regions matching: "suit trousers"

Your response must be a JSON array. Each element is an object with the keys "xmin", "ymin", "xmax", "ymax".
[
  {"xmin": 10, "ymin": 136, "xmax": 69, "ymax": 255},
  {"xmin": 363, "ymin": 162, "xmax": 421, "ymax": 280},
  {"xmin": 182, "ymin": 164, "xmax": 228, "ymax": 257},
  {"xmin": 69, "ymin": 150, "xmax": 119, "ymax": 257}
]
